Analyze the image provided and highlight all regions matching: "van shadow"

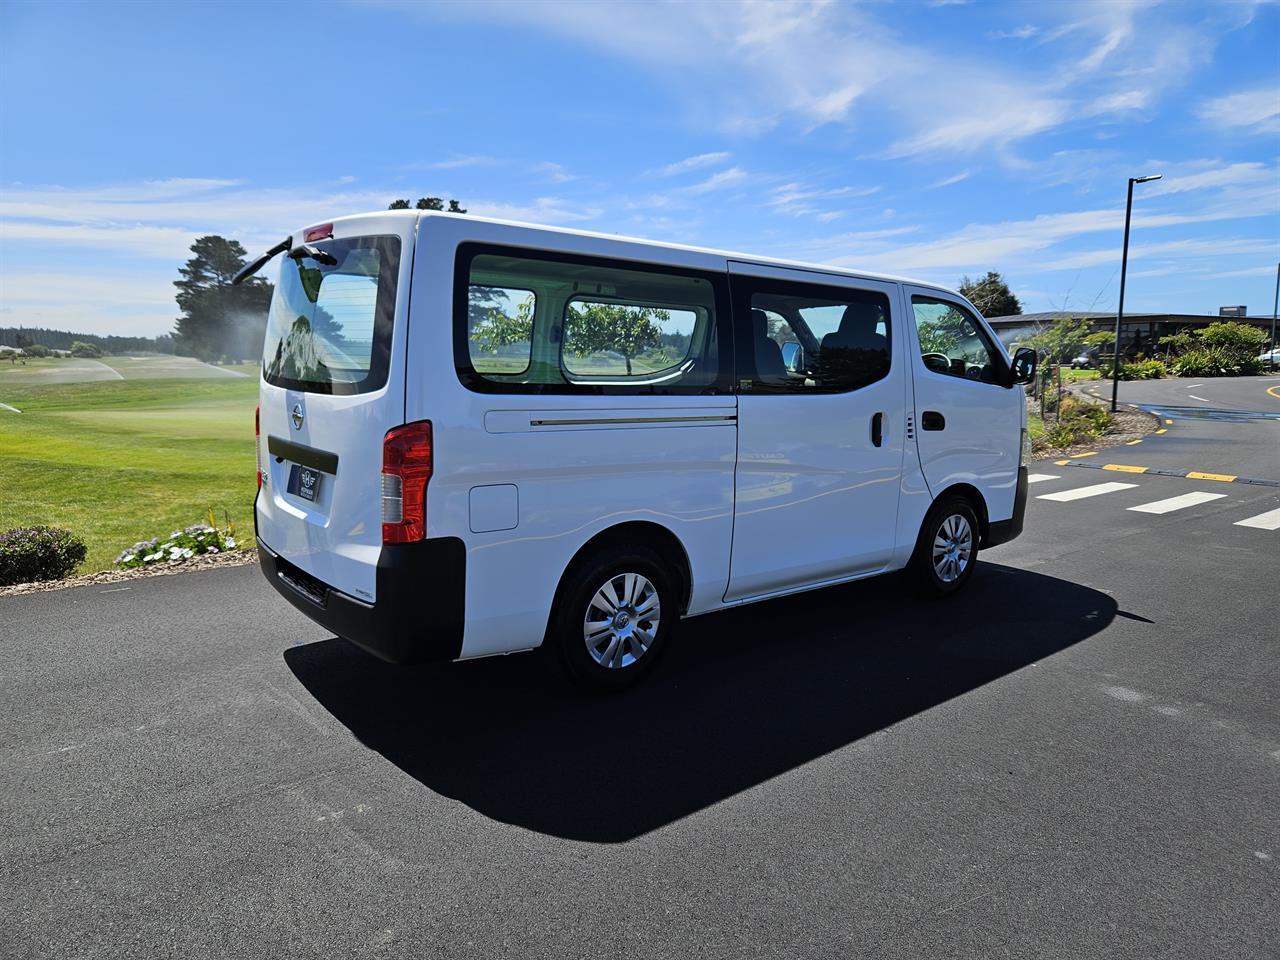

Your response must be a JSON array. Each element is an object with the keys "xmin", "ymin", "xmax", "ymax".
[{"xmin": 285, "ymin": 563, "xmax": 1115, "ymax": 843}]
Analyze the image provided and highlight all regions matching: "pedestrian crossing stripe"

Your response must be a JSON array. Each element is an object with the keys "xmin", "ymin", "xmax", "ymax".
[
  {"xmin": 1026, "ymin": 474, "xmax": 1059, "ymax": 483},
  {"xmin": 1127, "ymin": 492, "xmax": 1227, "ymax": 514},
  {"xmin": 1036, "ymin": 481, "xmax": 1138, "ymax": 502},
  {"xmin": 1234, "ymin": 508, "xmax": 1280, "ymax": 531}
]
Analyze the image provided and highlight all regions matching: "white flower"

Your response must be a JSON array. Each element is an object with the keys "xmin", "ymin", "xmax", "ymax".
[
  {"xmin": 182, "ymin": 548, "xmax": 193, "ymax": 558},
  {"xmin": 207, "ymin": 547, "xmax": 219, "ymax": 554},
  {"xmin": 122, "ymin": 554, "xmax": 135, "ymax": 563},
  {"xmin": 225, "ymin": 538, "xmax": 236, "ymax": 548}
]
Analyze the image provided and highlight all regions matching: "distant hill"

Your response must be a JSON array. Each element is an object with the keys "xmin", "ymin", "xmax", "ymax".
[{"xmin": 0, "ymin": 327, "xmax": 175, "ymax": 355}]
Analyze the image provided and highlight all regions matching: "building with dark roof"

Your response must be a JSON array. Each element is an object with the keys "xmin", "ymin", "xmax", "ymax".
[{"xmin": 984, "ymin": 311, "xmax": 1275, "ymax": 355}]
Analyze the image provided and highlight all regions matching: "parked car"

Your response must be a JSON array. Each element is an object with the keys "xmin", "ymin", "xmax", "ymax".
[
  {"xmin": 1258, "ymin": 347, "xmax": 1280, "ymax": 369},
  {"xmin": 1069, "ymin": 353, "xmax": 1094, "ymax": 369},
  {"xmin": 238, "ymin": 212, "xmax": 1037, "ymax": 690}
]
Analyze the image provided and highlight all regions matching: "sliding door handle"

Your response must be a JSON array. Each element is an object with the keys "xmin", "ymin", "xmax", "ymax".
[
  {"xmin": 921, "ymin": 410, "xmax": 946, "ymax": 431},
  {"xmin": 871, "ymin": 412, "xmax": 884, "ymax": 447}
]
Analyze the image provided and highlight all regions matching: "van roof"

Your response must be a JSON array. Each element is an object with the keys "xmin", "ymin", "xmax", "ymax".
[{"xmin": 336, "ymin": 209, "xmax": 957, "ymax": 298}]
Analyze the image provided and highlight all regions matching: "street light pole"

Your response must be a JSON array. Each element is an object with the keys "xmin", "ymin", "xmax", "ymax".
[
  {"xmin": 1111, "ymin": 174, "xmax": 1162, "ymax": 413},
  {"xmin": 1271, "ymin": 261, "xmax": 1278, "ymax": 366}
]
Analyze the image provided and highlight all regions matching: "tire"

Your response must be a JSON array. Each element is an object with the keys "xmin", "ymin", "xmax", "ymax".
[
  {"xmin": 550, "ymin": 545, "xmax": 676, "ymax": 692},
  {"xmin": 908, "ymin": 495, "xmax": 981, "ymax": 596}
]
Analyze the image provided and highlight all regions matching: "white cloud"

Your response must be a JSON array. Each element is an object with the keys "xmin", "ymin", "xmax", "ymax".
[
  {"xmin": 0, "ymin": 272, "xmax": 177, "ymax": 337},
  {"xmin": 683, "ymin": 167, "xmax": 748, "ymax": 194},
  {"xmin": 989, "ymin": 25, "xmax": 1039, "ymax": 40},
  {"xmin": 533, "ymin": 162, "xmax": 577, "ymax": 183},
  {"xmin": 1144, "ymin": 161, "xmax": 1276, "ymax": 196},
  {"xmin": 768, "ymin": 181, "xmax": 880, "ymax": 218},
  {"xmin": 658, "ymin": 152, "xmax": 731, "ymax": 176},
  {"xmin": 1036, "ymin": 237, "xmax": 1277, "ymax": 272},
  {"xmin": 429, "ymin": 154, "xmax": 499, "ymax": 169},
  {"xmin": 927, "ymin": 170, "xmax": 973, "ymax": 189},
  {"xmin": 1197, "ymin": 85, "xmax": 1280, "ymax": 134}
]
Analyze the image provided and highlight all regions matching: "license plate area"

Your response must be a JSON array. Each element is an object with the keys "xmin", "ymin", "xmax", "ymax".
[{"xmin": 287, "ymin": 463, "xmax": 323, "ymax": 502}]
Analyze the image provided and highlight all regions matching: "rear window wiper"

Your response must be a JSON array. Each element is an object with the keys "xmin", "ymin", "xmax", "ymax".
[
  {"xmin": 287, "ymin": 244, "xmax": 338, "ymax": 266},
  {"xmin": 233, "ymin": 237, "xmax": 291, "ymax": 285}
]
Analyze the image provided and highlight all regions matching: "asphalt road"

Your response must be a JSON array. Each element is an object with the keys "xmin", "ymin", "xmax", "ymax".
[
  {"xmin": 3, "ymin": 385, "xmax": 1277, "ymax": 959},
  {"xmin": 1077, "ymin": 374, "xmax": 1280, "ymax": 480}
]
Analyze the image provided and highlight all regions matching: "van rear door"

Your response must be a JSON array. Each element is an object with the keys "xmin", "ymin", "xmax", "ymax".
[{"xmin": 255, "ymin": 213, "xmax": 415, "ymax": 604}]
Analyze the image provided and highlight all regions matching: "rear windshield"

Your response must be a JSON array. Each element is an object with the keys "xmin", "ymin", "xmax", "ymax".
[{"xmin": 262, "ymin": 235, "xmax": 400, "ymax": 394}]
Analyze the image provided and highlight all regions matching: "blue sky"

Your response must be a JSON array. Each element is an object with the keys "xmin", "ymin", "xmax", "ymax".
[{"xmin": 1, "ymin": 0, "xmax": 1277, "ymax": 337}]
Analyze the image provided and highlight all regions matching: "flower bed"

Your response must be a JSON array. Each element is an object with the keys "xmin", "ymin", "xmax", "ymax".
[{"xmin": 116, "ymin": 522, "xmax": 238, "ymax": 569}]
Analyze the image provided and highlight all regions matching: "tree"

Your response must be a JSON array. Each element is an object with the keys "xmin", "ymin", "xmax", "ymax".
[
  {"xmin": 1022, "ymin": 314, "xmax": 1096, "ymax": 365},
  {"xmin": 564, "ymin": 303, "xmax": 667, "ymax": 375},
  {"xmin": 959, "ymin": 271, "xmax": 1022, "ymax": 318},
  {"xmin": 387, "ymin": 197, "xmax": 467, "ymax": 212},
  {"xmin": 469, "ymin": 294, "xmax": 534, "ymax": 354},
  {"xmin": 173, "ymin": 236, "xmax": 273, "ymax": 362},
  {"xmin": 69, "ymin": 340, "xmax": 103, "ymax": 358},
  {"xmin": 24, "ymin": 343, "xmax": 50, "ymax": 358}
]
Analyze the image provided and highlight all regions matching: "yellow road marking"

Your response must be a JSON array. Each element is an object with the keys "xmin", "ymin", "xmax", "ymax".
[
  {"xmin": 1074, "ymin": 451, "xmax": 1098, "ymax": 457},
  {"xmin": 1126, "ymin": 439, "xmax": 1143, "ymax": 445},
  {"xmin": 1268, "ymin": 384, "xmax": 1280, "ymax": 399},
  {"xmin": 1103, "ymin": 464, "xmax": 1148, "ymax": 473},
  {"xmin": 1165, "ymin": 419, "xmax": 1174, "ymax": 425},
  {"xmin": 1055, "ymin": 459, "xmax": 1071, "ymax": 466},
  {"xmin": 1186, "ymin": 471, "xmax": 1236, "ymax": 482},
  {"xmin": 1155, "ymin": 428, "xmax": 1167, "ymax": 434}
]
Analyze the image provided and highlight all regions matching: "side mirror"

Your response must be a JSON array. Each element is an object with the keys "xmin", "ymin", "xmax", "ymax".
[
  {"xmin": 781, "ymin": 340, "xmax": 804, "ymax": 373},
  {"xmin": 1009, "ymin": 346, "xmax": 1037, "ymax": 386}
]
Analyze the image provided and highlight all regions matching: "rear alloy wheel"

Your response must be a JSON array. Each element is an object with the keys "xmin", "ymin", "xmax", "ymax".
[
  {"xmin": 910, "ymin": 496, "xmax": 981, "ymax": 596},
  {"xmin": 552, "ymin": 545, "xmax": 675, "ymax": 691}
]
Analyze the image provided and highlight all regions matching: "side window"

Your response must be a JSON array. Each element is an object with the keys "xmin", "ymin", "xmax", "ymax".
[
  {"xmin": 456, "ymin": 245, "xmax": 729, "ymax": 394},
  {"xmin": 563, "ymin": 302, "xmax": 698, "ymax": 378},
  {"xmin": 468, "ymin": 284, "xmax": 535, "ymax": 375},
  {"xmin": 740, "ymin": 280, "xmax": 892, "ymax": 394},
  {"xmin": 910, "ymin": 297, "xmax": 1003, "ymax": 384}
]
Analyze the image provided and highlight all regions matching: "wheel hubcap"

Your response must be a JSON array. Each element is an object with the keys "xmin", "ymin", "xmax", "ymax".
[
  {"xmin": 583, "ymin": 572, "xmax": 661, "ymax": 669},
  {"xmin": 932, "ymin": 514, "xmax": 973, "ymax": 584}
]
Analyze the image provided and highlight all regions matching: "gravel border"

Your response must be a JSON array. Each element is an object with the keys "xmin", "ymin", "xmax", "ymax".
[
  {"xmin": 0, "ymin": 548, "xmax": 259, "ymax": 598},
  {"xmin": 1029, "ymin": 391, "xmax": 1161, "ymax": 461}
]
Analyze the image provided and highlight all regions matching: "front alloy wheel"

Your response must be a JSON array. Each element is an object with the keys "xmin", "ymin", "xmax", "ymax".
[{"xmin": 932, "ymin": 513, "xmax": 973, "ymax": 584}]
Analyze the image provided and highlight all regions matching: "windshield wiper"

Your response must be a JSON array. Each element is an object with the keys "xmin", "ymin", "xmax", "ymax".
[
  {"xmin": 287, "ymin": 243, "xmax": 338, "ymax": 266},
  {"xmin": 232, "ymin": 237, "xmax": 291, "ymax": 285}
]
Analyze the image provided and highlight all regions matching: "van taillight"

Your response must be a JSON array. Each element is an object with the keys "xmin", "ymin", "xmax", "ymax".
[
  {"xmin": 255, "ymin": 405, "xmax": 263, "ymax": 489},
  {"xmin": 381, "ymin": 421, "xmax": 433, "ymax": 544}
]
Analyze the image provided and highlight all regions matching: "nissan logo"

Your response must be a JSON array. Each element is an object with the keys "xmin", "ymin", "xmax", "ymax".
[{"xmin": 291, "ymin": 403, "xmax": 304, "ymax": 431}]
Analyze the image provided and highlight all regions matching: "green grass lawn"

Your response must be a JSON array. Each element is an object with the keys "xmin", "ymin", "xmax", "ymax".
[
  {"xmin": 1053, "ymin": 366, "xmax": 1101, "ymax": 381},
  {"xmin": 0, "ymin": 376, "xmax": 258, "ymax": 572}
]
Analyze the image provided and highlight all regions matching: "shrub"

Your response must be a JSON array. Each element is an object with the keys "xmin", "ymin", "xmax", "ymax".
[
  {"xmin": 1097, "ymin": 358, "xmax": 1166, "ymax": 380},
  {"xmin": 1038, "ymin": 395, "xmax": 1112, "ymax": 449},
  {"xmin": 23, "ymin": 343, "xmax": 50, "ymax": 358},
  {"xmin": 0, "ymin": 526, "xmax": 88, "ymax": 586},
  {"xmin": 69, "ymin": 340, "xmax": 104, "ymax": 358},
  {"xmin": 1170, "ymin": 348, "xmax": 1262, "ymax": 378},
  {"xmin": 1196, "ymin": 321, "xmax": 1266, "ymax": 355},
  {"xmin": 115, "ymin": 517, "xmax": 238, "ymax": 569}
]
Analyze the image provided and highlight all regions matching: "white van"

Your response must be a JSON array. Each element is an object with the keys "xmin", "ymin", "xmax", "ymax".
[{"xmin": 242, "ymin": 211, "xmax": 1036, "ymax": 690}]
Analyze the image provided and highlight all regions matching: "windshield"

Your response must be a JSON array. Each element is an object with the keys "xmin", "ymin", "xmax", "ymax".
[{"xmin": 262, "ymin": 235, "xmax": 400, "ymax": 394}]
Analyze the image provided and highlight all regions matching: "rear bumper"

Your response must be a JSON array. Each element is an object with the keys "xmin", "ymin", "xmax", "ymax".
[
  {"xmin": 257, "ymin": 535, "xmax": 466, "ymax": 664},
  {"xmin": 985, "ymin": 465, "xmax": 1028, "ymax": 548}
]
